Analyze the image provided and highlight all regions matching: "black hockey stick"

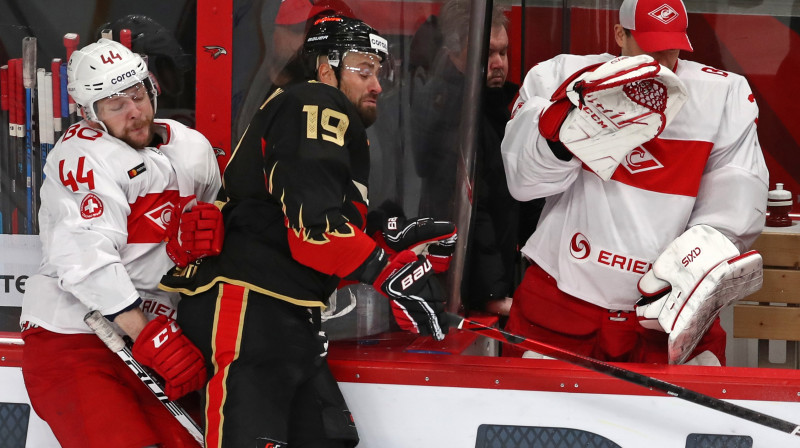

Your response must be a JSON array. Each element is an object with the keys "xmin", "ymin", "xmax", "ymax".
[
  {"xmin": 447, "ymin": 313, "xmax": 800, "ymax": 438},
  {"xmin": 84, "ymin": 311, "xmax": 204, "ymax": 445}
]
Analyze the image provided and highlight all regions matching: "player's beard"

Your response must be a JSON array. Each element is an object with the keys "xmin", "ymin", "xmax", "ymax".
[
  {"xmin": 121, "ymin": 115, "xmax": 155, "ymax": 149},
  {"xmin": 356, "ymin": 93, "xmax": 379, "ymax": 128}
]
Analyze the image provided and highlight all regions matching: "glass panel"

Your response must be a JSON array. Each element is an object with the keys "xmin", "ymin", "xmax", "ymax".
[{"xmin": 0, "ymin": 1, "xmax": 197, "ymax": 332}]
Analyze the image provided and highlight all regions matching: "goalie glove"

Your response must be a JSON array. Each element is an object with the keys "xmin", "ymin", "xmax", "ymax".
[
  {"xmin": 132, "ymin": 315, "xmax": 208, "ymax": 400},
  {"xmin": 372, "ymin": 250, "xmax": 449, "ymax": 341},
  {"xmin": 166, "ymin": 195, "xmax": 224, "ymax": 268},
  {"xmin": 539, "ymin": 54, "xmax": 688, "ymax": 181},
  {"xmin": 373, "ymin": 216, "xmax": 458, "ymax": 273},
  {"xmin": 635, "ymin": 225, "xmax": 763, "ymax": 364}
]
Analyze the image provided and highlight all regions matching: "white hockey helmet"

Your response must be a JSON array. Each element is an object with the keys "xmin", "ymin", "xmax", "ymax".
[{"xmin": 67, "ymin": 38, "xmax": 158, "ymax": 122}]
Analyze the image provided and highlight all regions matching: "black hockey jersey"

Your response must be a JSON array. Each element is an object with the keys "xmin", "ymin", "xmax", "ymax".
[{"xmin": 161, "ymin": 81, "xmax": 377, "ymax": 306}]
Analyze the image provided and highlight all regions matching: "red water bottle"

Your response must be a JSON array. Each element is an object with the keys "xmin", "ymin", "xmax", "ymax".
[{"xmin": 766, "ymin": 183, "xmax": 793, "ymax": 227}]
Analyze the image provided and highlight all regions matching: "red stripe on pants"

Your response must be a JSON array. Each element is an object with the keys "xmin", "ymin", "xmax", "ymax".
[{"xmin": 206, "ymin": 283, "xmax": 248, "ymax": 448}]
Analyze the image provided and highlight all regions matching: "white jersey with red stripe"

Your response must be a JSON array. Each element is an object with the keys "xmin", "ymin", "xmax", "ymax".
[
  {"xmin": 501, "ymin": 53, "xmax": 768, "ymax": 311},
  {"xmin": 21, "ymin": 119, "xmax": 221, "ymax": 334}
]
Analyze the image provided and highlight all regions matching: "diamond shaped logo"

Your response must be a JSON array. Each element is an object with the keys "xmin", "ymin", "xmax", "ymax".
[
  {"xmin": 649, "ymin": 4, "xmax": 679, "ymax": 24},
  {"xmin": 623, "ymin": 146, "xmax": 663, "ymax": 174},
  {"xmin": 144, "ymin": 201, "xmax": 174, "ymax": 231}
]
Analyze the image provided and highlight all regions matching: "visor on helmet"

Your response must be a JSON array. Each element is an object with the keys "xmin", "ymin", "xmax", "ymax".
[
  {"xmin": 340, "ymin": 50, "xmax": 394, "ymax": 86},
  {"xmin": 93, "ymin": 78, "xmax": 158, "ymax": 121}
]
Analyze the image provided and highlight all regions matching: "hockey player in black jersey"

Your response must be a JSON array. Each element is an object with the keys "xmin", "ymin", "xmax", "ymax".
[{"xmin": 161, "ymin": 15, "xmax": 456, "ymax": 447}]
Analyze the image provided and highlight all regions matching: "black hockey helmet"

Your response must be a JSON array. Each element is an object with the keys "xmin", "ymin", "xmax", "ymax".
[{"xmin": 302, "ymin": 15, "xmax": 388, "ymax": 77}]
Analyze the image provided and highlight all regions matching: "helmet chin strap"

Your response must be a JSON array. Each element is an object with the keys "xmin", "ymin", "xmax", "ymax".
[{"xmin": 80, "ymin": 106, "xmax": 110, "ymax": 133}]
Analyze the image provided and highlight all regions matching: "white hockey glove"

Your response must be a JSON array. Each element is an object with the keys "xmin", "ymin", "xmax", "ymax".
[
  {"xmin": 539, "ymin": 55, "xmax": 688, "ymax": 181},
  {"xmin": 635, "ymin": 225, "xmax": 763, "ymax": 364}
]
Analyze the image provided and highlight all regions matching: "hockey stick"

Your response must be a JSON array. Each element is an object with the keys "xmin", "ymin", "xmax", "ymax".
[
  {"xmin": 1, "ymin": 65, "xmax": 8, "ymax": 234},
  {"xmin": 22, "ymin": 36, "xmax": 37, "ymax": 234},
  {"xmin": 63, "ymin": 33, "xmax": 79, "ymax": 125},
  {"xmin": 36, "ymin": 69, "xmax": 46, "ymax": 206},
  {"xmin": 83, "ymin": 311, "xmax": 205, "ymax": 446},
  {"xmin": 120, "ymin": 29, "xmax": 132, "ymax": 50},
  {"xmin": 59, "ymin": 63, "xmax": 68, "ymax": 133},
  {"xmin": 12, "ymin": 58, "xmax": 25, "ymax": 234},
  {"xmin": 50, "ymin": 59, "xmax": 62, "ymax": 138},
  {"xmin": 43, "ymin": 71, "xmax": 54, "ymax": 175},
  {"xmin": 447, "ymin": 313, "xmax": 800, "ymax": 438}
]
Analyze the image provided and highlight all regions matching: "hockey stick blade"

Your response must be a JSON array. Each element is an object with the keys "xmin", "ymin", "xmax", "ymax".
[
  {"xmin": 84, "ymin": 311, "xmax": 204, "ymax": 445},
  {"xmin": 446, "ymin": 313, "xmax": 800, "ymax": 437}
]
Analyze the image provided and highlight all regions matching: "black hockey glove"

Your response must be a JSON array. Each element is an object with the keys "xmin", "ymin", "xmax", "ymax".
[
  {"xmin": 372, "ymin": 250, "xmax": 448, "ymax": 341},
  {"xmin": 372, "ymin": 216, "xmax": 457, "ymax": 273}
]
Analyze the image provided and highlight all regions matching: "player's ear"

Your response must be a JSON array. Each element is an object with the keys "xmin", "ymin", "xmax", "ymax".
[
  {"xmin": 317, "ymin": 61, "xmax": 338, "ymax": 88},
  {"xmin": 613, "ymin": 24, "xmax": 626, "ymax": 48}
]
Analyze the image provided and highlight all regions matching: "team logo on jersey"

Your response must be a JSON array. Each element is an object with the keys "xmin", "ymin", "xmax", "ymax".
[
  {"xmin": 569, "ymin": 233, "xmax": 591, "ymax": 261},
  {"xmin": 144, "ymin": 202, "xmax": 174, "ymax": 231},
  {"xmin": 648, "ymin": 4, "xmax": 680, "ymax": 24},
  {"xmin": 80, "ymin": 193, "xmax": 104, "ymax": 219},
  {"xmin": 127, "ymin": 163, "xmax": 146, "ymax": 179},
  {"xmin": 622, "ymin": 146, "xmax": 663, "ymax": 174}
]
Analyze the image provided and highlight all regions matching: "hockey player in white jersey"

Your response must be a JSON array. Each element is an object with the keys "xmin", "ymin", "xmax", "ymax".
[
  {"xmin": 501, "ymin": 0, "xmax": 767, "ymax": 365},
  {"xmin": 19, "ymin": 38, "xmax": 222, "ymax": 447}
]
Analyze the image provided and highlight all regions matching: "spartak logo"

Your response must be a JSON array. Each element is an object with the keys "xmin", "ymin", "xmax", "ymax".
[
  {"xmin": 144, "ymin": 202, "xmax": 174, "ymax": 231},
  {"xmin": 623, "ymin": 146, "xmax": 663, "ymax": 174},
  {"xmin": 648, "ymin": 4, "xmax": 680, "ymax": 24}
]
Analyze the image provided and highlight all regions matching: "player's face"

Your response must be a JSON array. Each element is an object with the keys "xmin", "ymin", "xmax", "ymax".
[
  {"xmin": 338, "ymin": 51, "xmax": 383, "ymax": 127},
  {"xmin": 95, "ymin": 82, "xmax": 155, "ymax": 149},
  {"xmin": 615, "ymin": 25, "xmax": 680, "ymax": 70},
  {"xmin": 486, "ymin": 25, "xmax": 509, "ymax": 88}
]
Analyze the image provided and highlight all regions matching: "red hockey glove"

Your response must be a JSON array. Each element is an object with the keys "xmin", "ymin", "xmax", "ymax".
[
  {"xmin": 373, "ymin": 216, "xmax": 457, "ymax": 273},
  {"xmin": 373, "ymin": 250, "xmax": 449, "ymax": 341},
  {"xmin": 166, "ymin": 195, "xmax": 224, "ymax": 268},
  {"xmin": 132, "ymin": 315, "xmax": 207, "ymax": 400}
]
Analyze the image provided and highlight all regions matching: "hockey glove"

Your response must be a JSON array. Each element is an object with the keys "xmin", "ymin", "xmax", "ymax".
[
  {"xmin": 132, "ymin": 315, "xmax": 207, "ymax": 400},
  {"xmin": 635, "ymin": 225, "xmax": 763, "ymax": 364},
  {"xmin": 373, "ymin": 216, "xmax": 457, "ymax": 273},
  {"xmin": 539, "ymin": 55, "xmax": 688, "ymax": 181},
  {"xmin": 373, "ymin": 250, "xmax": 449, "ymax": 341},
  {"xmin": 166, "ymin": 195, "xmax": 224, "ymax": 268}
]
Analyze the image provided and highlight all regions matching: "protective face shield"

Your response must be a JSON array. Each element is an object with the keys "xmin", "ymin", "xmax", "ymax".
[
  {"xmin": 67, "ymin": 38, "xmax": 158, "ymax": 126},
  {"xmin": 339, "ymin": 50, "xmax": 393, "ymax": 86},
  {"xmin": 302, "ymin": 15, "xmax": 392, "ymax": 86},
  {"xmin": 94, "ymin": 81, "xmax": 153, "ymax": 121}
]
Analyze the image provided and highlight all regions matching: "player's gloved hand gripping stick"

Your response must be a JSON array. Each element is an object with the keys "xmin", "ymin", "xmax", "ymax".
[
  {"xmin": 84, "ymin": 311, "xmax": 205, "ymax": 446},
  {"xmin": 372, "ymin": 250, "xmax": 449, "ymax": 341}
]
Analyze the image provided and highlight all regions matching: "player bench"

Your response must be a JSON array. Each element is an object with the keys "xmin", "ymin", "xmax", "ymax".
[{"xmin": 733, "ymin": 224, "xmax": 800, "ymax": 368}]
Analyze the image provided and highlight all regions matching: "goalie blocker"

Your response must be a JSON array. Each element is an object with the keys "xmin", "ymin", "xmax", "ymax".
[
  {"xmin": 635, "ymin": 225, "xmax": 763, "ymax": 365},
  {"xmin": 539, "ymin": 54, "xmax": 688, "ymax": 181}
]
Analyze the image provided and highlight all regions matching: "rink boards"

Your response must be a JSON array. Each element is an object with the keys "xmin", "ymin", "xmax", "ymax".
[{"xmin": 2, "ymin": 330, "xmax": 800, "ymax": 448}]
